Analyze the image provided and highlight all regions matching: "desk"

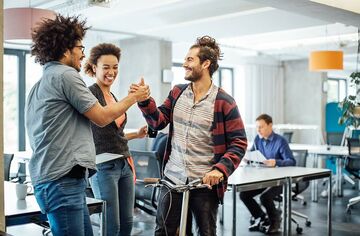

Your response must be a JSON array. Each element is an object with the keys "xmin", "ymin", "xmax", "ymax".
[
  {"xmin": 5, "ymin": 182, "xmax": 107, "ymax": 235},
  {"xmin": 290, "ymin": 143, "xmax": 348, "ymax": 200},
  {"xmin": 228, "ymin": 166, "xmax": 332, "ymax": 236}
]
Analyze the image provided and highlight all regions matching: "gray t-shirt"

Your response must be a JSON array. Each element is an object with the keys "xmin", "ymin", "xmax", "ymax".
[{"xmin": 26, "ymin": 61, "xmax": 98, "ymax": 186}]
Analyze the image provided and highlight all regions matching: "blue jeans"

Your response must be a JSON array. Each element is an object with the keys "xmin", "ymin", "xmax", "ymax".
[
  {"xmin": 34, "ymin": 176, "xmax": 93, "ymax": 236},
  {"xmin": 91, "ymin": 158, "xmax": 134, "ymax": 236}
]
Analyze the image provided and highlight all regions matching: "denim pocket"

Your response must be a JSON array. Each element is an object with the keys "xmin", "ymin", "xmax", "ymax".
[
  {"xmin": 58, "ymin": 177, "xmax": 86, "ymax": 195},
  {"xmin": 97, "ymin": 162, "xmax": 116, "ymax": 171}
]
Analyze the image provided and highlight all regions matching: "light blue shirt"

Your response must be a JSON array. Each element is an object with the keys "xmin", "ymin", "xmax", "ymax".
[{"xmin": 26, "ymin": 61, "xmax": 98, "ymax": 186}]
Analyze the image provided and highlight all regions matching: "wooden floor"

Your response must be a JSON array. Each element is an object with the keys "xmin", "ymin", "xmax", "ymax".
[{"xmin": 7, "ymin": 182, "xmax": 360, "ymax": 235}]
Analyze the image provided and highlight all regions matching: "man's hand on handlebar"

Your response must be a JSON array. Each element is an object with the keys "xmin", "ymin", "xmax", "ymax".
[{"xmin": 202, "ymin": 169, "xmax": 224, "ymax": 186}]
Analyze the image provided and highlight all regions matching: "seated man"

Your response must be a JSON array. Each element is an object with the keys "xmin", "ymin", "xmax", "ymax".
[{"xmin": 240, "ymin": 114, "xmax": 296, "ymax": 234}]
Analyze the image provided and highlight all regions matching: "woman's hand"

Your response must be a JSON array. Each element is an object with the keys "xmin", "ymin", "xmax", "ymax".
[{"xmin": 137, "ymin": 125, "xmax": 148, "ymax": 139}]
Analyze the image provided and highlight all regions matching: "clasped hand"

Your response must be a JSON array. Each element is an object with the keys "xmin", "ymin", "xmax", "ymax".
[{"xmin": 129, "ymin": 77, "xmax": 151, "ymax": 102}]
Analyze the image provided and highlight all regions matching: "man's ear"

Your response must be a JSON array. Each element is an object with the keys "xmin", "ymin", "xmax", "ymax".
[
  {"xmin": 202, "ymin": 59, "xmax": 211, "ymax": 70},
  {"xmin": 59, "ymin": 49, "xmax": 71, "ymax": 63},
  {"xmin": 92, "ymin": 64, "xmax": 96, "ymax": 73}
]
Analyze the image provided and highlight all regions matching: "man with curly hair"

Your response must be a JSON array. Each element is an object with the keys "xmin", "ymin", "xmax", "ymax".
[
  {"xmin": 26, "ymin": 15, "xmax": 149, "ymax": 236},
  {"xmin": 131, "ymin": 36, "xmax": 248, "ymax": 235}
]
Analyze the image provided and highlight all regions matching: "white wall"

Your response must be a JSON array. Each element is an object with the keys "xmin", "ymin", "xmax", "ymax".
[{"xmin": 283, "ymin": 59, "xmax": 327, "ymax": 144}]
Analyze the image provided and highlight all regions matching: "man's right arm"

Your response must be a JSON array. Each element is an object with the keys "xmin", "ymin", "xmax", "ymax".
[
  {"xmin": 84, "ymin": 82, "xmax": 150, "ymax": 127},
  {"xmin": 84, "ymin": 94, "xmax": 137, "ymax": 127}
]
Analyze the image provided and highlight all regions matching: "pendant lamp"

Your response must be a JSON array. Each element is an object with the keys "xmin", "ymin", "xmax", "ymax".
[
  {"xmin": 309, "ymin": 50, "xmax": 343, "ymax": 71},
  {"xmin": 4, "ymin": 8, "xmax": 56, "ymax": 44}
]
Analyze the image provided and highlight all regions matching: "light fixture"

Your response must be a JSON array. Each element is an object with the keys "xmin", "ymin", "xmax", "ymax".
[
  {"xmin": 4, "ymin": 8, "xmax": 56, "ymax": 44},
  {"xmin": 309, "ymin": 50, "xmax": 343, "ymax": 71}
]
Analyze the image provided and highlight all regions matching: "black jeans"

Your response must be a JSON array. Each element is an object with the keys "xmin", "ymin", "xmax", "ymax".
[
  {"xmin": 155, "ymin": 183, "xmax": 219, "ymax": 236},
  {"xmin": 239, "ymin": 186, "xmax": 282, "ymax": 221}
]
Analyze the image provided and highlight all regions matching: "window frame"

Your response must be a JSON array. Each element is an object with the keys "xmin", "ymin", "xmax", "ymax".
[
  {"xmin": 327, "ymin": 77, "xmax": 348, "ymax": 103},
  {"xmin": 4, "ymin": 48, "xmax": 30, "ymax": 151}
]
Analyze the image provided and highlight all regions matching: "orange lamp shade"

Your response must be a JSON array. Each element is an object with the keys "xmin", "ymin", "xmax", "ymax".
[
  {"xmin": 4, "ymin": 8, "xmax": 56, "ymax": 42},
  {"xmin": 309, "ymin": 50, "xmax": 343, "ymax": 71}
]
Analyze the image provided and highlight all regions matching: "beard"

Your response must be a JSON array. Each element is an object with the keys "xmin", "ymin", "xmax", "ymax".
[
  {"xmin": 70, "ymin": 55, "xmax": 82, "ymax": 72},
  {"xmin": 184, "ymin": 67, "xmax": 202, "ymax": 82}
]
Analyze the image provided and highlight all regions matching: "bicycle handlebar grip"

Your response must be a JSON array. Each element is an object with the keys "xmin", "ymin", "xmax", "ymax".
[{"xmin": 143, "ymin": 178, "xmax": 160, "ymax": 184}]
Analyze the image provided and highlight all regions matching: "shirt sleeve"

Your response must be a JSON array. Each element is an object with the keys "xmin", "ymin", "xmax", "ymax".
[
  {"xmin": 276, "ymin": 139, "xmax": 296, "ymax": 167},
  {"xmin": 61, "ymin": 70, "xmax": 98, "ymax": 114}
]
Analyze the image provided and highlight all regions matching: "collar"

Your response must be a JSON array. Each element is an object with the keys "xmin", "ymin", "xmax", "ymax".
[{"xmin": 262, "ymin": 132, "xmax": 274, "ymax": 142}]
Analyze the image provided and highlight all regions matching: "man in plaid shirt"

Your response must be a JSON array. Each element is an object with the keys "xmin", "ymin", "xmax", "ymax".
[{"xmin": 131, "ymin": 36, "xmax": 247, "ymax": 236}]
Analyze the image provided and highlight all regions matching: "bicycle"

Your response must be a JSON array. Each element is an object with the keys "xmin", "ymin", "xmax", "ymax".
[{"xmin": 144, "ymin": 177, "xmax": 212, "ymax": 236}]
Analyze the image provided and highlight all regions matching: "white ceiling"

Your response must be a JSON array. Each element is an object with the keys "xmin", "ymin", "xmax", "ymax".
[{"xmin": 4, "ymin": 0, "xmax": 360, "ymax": 71}]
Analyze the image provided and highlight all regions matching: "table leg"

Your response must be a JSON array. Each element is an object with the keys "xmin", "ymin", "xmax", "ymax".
[
  {"xmin": 232, "ymin": 185, "xmax": 236, "ymax": 236},
  {"xmin": 282, "ymin": 180, "xmax": 288, "ymax": 236},
  {"xmin": 100, "ymin": 200, "xmax": 107, "ymax": 236},
  {"xmin": 328, "ymin": 174, "xmax": 332, "ymax": 236},
  {"xmin": 311, "ymin": 154, "xmax": 319, "ymax": 202},
  {"xmin": 286, "ymin": 177, "xmax": 292, "ymax": 236},
  {"xmin": 336, "ymin": 157, "xmax": 343, "ymax": 197}
]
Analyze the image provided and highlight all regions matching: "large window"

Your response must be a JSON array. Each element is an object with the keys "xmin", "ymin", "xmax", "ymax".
[
  {"xmin": 3, "ymin": 49, "xmax": 41, "ymax": 152},
  {"xmin": 3, "ymin": 54, "xmax": 19, "ymax": 152},
  {"xmin": 171, "ymin": 63, "xmax": 234, "ymax": 96},
  {"xmin": 327, "ymin": 78, "xmax": 347, "ymax": 103}
]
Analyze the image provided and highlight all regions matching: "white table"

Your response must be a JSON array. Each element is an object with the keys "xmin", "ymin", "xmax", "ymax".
[
  {"xmin": 290, "ymin": 143, "xmax": 348, "ymax": 200},
  {"xmin": 5, "ymin": 181, "xmax": 107, "ymax": 235},
  {"xmin": 228, "ymin": 166, "xmax": 332, "ymax": 236}
]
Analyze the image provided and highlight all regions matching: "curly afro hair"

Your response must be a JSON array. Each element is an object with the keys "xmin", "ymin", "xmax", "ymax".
[
  {"xmin": 31, "ymin": 14, "xmax": 90, "ymax": 65},
  {"xmin": 190, "ymin": 35, "xmax": 223, "ymax": 76},
  {"xmin": 84, "ymin": 43, "xmax": 121, "ymax": 77}
]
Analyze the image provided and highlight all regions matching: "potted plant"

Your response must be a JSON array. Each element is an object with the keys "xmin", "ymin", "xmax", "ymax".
[{"xmin": 338, "ymin": 72, "xmax": 360, "ymax": 128}]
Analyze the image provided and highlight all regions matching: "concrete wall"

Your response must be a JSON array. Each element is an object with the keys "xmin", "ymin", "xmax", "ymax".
[
  {"xmin": 113, "ymin": 37, "xmax": 172, "ymax": 150},
  {"xmin": 112, "ymin": 37, "xmax": 172, "ymax": 129},
  {"xmin": 283, "ymin": 59, "xmax": 327, "ymax": 144}
]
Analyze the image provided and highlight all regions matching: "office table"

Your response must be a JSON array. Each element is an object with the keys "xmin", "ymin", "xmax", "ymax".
[
  {"xmin": 290, "ymin": 143, "xmax": 348, "ymax": 200},
  {"xmin": 5, "ymin": 182, "xmax": 107, "ymax": 235},
  {"xmin": 228, "ymin": 166, "xmax": 332, "ymax": 236}
]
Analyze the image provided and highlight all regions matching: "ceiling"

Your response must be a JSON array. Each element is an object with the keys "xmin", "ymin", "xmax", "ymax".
[{"xmin": 4, "ymin": 0, "xmax": 360, "ymax": 71}]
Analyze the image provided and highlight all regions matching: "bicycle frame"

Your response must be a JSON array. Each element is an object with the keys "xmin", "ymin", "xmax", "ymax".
[{"xmin": 145, "ymin": 178, "xmax": 211, "ymax": 236}]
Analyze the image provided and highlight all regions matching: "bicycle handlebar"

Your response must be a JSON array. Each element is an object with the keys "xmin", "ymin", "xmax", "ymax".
[{"xmin": 144, "ymin": 178, "xmax": 212, "ymax": 192}]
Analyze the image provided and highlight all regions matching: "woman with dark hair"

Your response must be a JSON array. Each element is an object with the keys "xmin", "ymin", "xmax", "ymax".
[
  {"xmin": 84, "ymin": 43, "xmax": 147, "ymax": 236},
  {"xmin": 26, "ymin": 15, "xmax": 149, "ymax": 236}
]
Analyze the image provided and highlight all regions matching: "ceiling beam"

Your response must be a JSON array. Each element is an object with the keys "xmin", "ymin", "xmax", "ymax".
[{"xmin": 249, "ymin": 0, "xmax": 360, "ymax": 28}]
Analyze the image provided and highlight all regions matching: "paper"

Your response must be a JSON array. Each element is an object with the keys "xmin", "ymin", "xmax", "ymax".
[
  {"xmin": 240, "ymin": 150, "xmax": 267, "ymax": 166},
  {"xmin": 96, "ymin": 153, "xmax": 123, "ymax": 164}
]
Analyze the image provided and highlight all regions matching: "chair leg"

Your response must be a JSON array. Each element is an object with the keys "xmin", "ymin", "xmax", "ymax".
[
  {"xmin": 292, "ymin": 210, "xmax": 309, "ymax": 221},
  {"xmin": 347, "ymin": 195, "xmax": 360, "ymax": 211}
]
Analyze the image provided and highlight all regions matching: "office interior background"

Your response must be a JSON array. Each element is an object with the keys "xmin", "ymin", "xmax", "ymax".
[{"xmin": 1, "ymin": 0, "xmax": 360, "ymax": 235}]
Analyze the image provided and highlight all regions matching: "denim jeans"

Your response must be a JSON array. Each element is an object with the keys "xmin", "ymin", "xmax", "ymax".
[
  {"xmin": 34, "ymin": 176, "xmax": 93, "ymax": 236},
  {"xmin": 91, "ymin": 158, "xmax": 134, "ymax": 236},
  {"xmin": 155, "ymin": 180, "xmax": 219, "ymax": 236}
]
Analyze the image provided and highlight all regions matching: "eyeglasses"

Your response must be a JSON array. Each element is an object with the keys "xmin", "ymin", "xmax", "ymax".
[{"xmin": 74, "ymin": 45, "xmax": 85, "ymax": 53}]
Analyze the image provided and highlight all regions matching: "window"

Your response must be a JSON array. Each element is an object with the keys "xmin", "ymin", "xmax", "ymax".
[
  {"xmin": 3, "ymin": 54, "xmax": 19, "ymax": 152},
  {"xmin": 327, "ymin": 78, "xmax": 347, "ymax": 103},
  {"xmin": 3, "ymin": 49, "xmax": 40, "ymax": 152},
  {"xmin": 171, "ymin": 63, "xmax": 234, "ymax": 96}
]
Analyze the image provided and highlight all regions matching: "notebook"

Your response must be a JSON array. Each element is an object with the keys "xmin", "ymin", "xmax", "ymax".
[{"xmin": 95, "ymin": 153, "xmax": 124, "ymax": 164}]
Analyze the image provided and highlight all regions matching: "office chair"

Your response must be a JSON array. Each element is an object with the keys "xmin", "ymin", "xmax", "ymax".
[
  {"xmin": 131, "ymin": 150, "xmax": 162, "ymax": 215},
  {"xmin": 4, "ymin": 153, "xmax": 14, "ymax": 181},
  {"xmin": 345, "ymin": 138, "xmax": 360, "ymax": 214},
  {"xmin": 283, "ymin": 132, "xmax": 294, "ymax": 143},
  {"xmin": 273, "ymin": 150, "xmax": 311, "ymax": 234}
]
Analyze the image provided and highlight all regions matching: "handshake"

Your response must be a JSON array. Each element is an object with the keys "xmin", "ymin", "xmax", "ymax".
[{"xmin": 128, "ymin": 77, "xmax": 151, "ymax": 103}]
